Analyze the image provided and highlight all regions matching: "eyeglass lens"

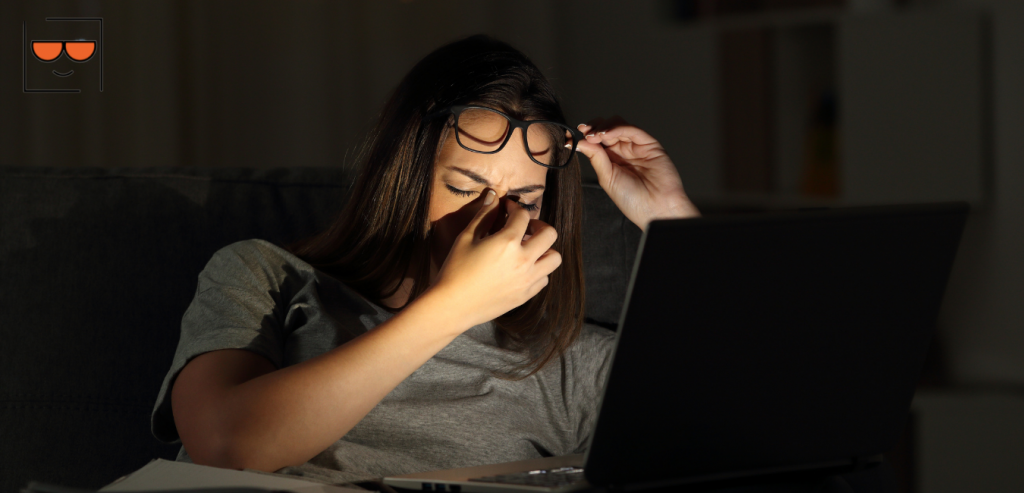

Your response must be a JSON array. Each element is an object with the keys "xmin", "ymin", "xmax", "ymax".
[{"xmin": 455, "ymin": 108, "xmax": 574, "ymax": 167}]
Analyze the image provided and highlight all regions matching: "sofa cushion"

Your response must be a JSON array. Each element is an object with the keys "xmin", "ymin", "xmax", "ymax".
[{"xmin": 0, "ymin": 166, "xmax": 640, "ymax": 490}]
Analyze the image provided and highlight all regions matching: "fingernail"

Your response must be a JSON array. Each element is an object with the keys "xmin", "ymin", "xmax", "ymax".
[
  {"xmin": 598, "ymin": 131, "xmax": 606, "ymax": 135},
  {"xmin": 577, "ymin": 123, "xmax": 587, "ymax": 129},
  {"xmin": 586, "ymin": 133, "xmax": 595, "ymax": 138},
  {"xmin": 564, "ymin": 143, "xmax": 572, "ymax": 149},
  {"xmin": 484, "ymin": 189, "xmax": 496, "ymax": 205}
]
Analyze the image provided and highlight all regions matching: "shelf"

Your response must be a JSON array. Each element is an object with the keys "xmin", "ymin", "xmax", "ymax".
[{"xmin": 681, "ymin": 7, "xmax": 986, "ymax": 208}]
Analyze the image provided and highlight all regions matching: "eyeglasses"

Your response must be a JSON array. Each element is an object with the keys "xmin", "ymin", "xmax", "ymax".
[{"xmin": 427, "ymin": 105, "xmax": 584, "ymax": 169}]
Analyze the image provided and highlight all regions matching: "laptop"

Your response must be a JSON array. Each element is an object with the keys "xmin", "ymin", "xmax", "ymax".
[{"xmin": 384, "ymin": 202, "xmax": 969, "ymax": 493}]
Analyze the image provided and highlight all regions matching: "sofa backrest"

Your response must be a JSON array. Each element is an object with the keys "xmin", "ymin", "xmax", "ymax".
[{"xmin": 0, "ymin": 166, "xmax": 641, "ymax": 491}]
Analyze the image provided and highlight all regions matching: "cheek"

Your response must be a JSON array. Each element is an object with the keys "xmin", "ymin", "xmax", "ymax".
[
  {"xmin": 428, "ymin": 166, "xmax": 470, "ymax": 223},
  {"xmin": 428, "ymin": 187, "xmax": 457, "ymax": 223},
  {"xmin": 428, "ymin": 184, "xmax": 478, "ymax": 243}
]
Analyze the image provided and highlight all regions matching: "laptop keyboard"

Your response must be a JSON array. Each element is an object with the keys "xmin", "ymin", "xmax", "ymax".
[{"xmin": 468, "ymin": 467, "xmax": 585, "ymax": 488}]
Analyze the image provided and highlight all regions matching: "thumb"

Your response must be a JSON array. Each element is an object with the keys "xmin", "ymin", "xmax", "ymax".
[
  {"xmin": 467, "ymin": 188, "xmax": 499, "ymax": 240},
  {"xmin": 576, "ymin": 139, "xmax": 614, "ymax": 188}
]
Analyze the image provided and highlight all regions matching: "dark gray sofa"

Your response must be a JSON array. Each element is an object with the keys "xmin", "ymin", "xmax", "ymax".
[{"xmin": 0, "ymin": 166, "xmax": 643, "ymax": 492}]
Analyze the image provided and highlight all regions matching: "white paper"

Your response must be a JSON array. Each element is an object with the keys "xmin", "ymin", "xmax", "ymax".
[{"xmin": 100, "ymin": 459, "xmax": 368, "ymax": 493}]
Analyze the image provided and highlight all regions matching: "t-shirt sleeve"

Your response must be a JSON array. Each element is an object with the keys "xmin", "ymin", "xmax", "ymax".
[
  {"xmin": 570, "ymin": 323, "xmax": 616, "ymax": 454},
  {"xmin": 150, "ymin": 240, "xmax": 289, "ymax": 444}
]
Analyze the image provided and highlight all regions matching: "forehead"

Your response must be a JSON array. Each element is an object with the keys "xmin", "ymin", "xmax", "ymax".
[{"xmin": 437, "ymin": 132, "xmax": 547, "ymax": 186}]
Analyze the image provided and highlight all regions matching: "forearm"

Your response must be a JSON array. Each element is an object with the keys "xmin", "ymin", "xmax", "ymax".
[{"xmin": 211, "ymin": 286, "xmax": 467, "ymax": 472}]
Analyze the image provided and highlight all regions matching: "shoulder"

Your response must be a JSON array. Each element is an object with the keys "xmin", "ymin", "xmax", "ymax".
[
  {"xmin": 210, "ymin": 238, "xmax": 304, "ymax": 267},
  {"xmin": 199, "ymin": 238, "xmax": 315, "ymax": 291},
  {"xmin": 560, "ymin": 323, "xmax": 616, "ymax": 374},
  {"xmin": 573, "ymin": 323, "xmax": 616, "ymax": 354},
  {"xmin": 550, "ymin": 323, "xmax": 617, "ymax": 418}
]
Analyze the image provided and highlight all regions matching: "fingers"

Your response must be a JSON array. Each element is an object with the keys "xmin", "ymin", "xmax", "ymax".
[
  {"xmin": 498, "ymin": 197, "xmax": 532, "ymax": 240},
  {"xmin": 578, "ymin": 117, "xmax": 658, "ymax": 148},
  {"xmin": 574, "ymin": 117, "xmax": 669, "ymax": 187},
  {"xmin": 527, "ymin": 274, "xmax": 551, "ymax": 298},
  {"xmin": 534, "ymin": 248, "xmax": 562, "ymax": 275},
  {"xmin": 467, "ymin": 189, "xmax": 500, "ymax": 240},
  {"xmin": 521, "ymin": 219, "xmax": 558, "ymax": 259},
  {"xmin": 526, "ymin": 249, "xmax": 562, "ymax": 297},
  {"xmin": 574, "ymin": 127, "xmax": 615, "ymax": 187}
]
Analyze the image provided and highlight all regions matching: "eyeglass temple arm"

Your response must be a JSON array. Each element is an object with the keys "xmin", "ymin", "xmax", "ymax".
[{"xmin": 422, "ymin": 107, "xmax": 454, "ymax": 123}]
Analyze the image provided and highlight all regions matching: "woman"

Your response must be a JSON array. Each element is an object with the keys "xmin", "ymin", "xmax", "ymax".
[{"xmin": 150, "ymin": 34, "xmax": 699, "ymax": 485}]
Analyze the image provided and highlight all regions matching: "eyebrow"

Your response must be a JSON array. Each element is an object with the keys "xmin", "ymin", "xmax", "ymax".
[{"xmin": 447, "ymin": 166, "xmax": 545, "ymax": 194}]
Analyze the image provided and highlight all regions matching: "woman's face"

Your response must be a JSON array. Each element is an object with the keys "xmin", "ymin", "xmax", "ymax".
[{"xmin": 429, "ymin": 124, "xmax": 549, "ymax": 267}]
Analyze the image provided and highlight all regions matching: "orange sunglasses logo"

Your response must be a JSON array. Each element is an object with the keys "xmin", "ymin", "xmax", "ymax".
[
  {"xmin": 23, "ymin": 17, "xmax": 104, "ymax": 93},
  {"xmin": 33, "ymin": 40, "xmax": 97, "ymax": 64}
]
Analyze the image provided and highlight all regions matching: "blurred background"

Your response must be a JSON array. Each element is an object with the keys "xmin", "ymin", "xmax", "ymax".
[{"xmin": 1, "ymin": 0, "xmax": 1022, "ymax": 492}]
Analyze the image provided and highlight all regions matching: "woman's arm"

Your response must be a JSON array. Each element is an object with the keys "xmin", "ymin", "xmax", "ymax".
[
  {"xmin": 172, "ymin": 285, "xmax": 470, "ymax": 472},
  {"xmin": 172, "ymin": 192, "xmax": 560, "ymax": 473},
  {"xmin": 575, "ymin": 117, "xmax": 701, "ymax": 231}
]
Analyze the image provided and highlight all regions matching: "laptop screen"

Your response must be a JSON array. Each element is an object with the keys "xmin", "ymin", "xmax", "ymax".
[{"xmin": 584, "ymin": 202, "xmax": 968, "ymax": 489}]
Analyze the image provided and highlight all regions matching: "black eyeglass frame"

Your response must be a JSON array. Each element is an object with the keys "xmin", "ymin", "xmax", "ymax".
[{"xmin": 425, "ymin": 105, "xmax": 585, "ymax": 169}]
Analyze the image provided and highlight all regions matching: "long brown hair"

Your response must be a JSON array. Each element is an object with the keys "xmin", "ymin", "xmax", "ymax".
[{"xmin": 284, "ymin": 35, "xmax": 584, "ymax": 379}]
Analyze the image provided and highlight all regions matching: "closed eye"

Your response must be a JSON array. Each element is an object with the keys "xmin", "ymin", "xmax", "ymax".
[
  {"xmin": 445, "ymin": 183, "xmax": 475, "ymax": 197},
  {"xmin": 445, "ymin": 184, "xmax": 539, "ymax": 212},
  {"xmin": 517, "ymin": 201, "xmax": 539, "ymax": 212}
]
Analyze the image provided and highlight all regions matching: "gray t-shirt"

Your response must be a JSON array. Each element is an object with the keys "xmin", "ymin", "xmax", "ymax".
[{"xmin": 151, "ymin": 238, "xmax": 616, "ymax": 485}]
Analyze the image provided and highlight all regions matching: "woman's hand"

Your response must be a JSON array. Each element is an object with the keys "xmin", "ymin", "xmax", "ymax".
[
  {"xmin": 575, "ymin": 117, "xmax": 700, "ymax": 231},
  {"xmin": 430, "ymin": 189, "xmax": 562, "ymax": 328}
]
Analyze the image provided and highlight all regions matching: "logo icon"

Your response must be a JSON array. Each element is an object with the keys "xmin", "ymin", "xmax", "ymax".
[{"xmin": 23, "ymin": 17, "xmax": 104, "ymax": 93}]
